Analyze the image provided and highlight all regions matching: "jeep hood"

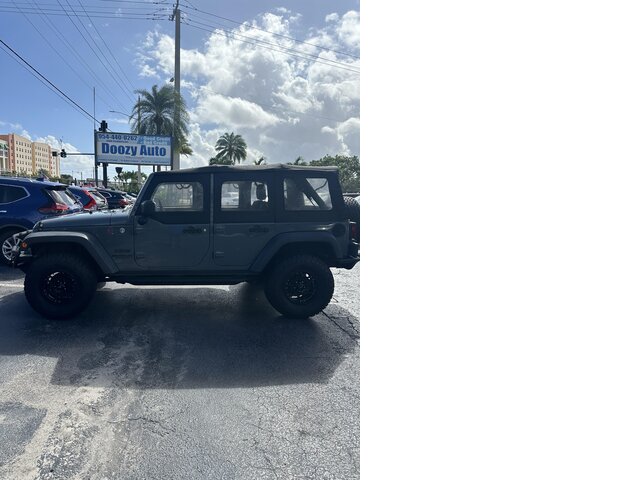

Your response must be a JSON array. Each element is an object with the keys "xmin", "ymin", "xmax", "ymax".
[{"xmin": 37, "ymin": 210, "xmax": 131, "ymax": 229}]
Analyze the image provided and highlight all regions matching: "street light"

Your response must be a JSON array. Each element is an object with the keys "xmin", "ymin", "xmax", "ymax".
[{"xmin": 109, "ymin": 110, "xmax": 134, "ymax": 121}]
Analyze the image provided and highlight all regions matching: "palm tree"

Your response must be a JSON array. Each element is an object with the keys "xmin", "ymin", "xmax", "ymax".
[
  {"xmin": 254, "ymin": 156, "xmax": 266, "ymax": 165},
  {"xmin": 212, "ymin": 132, "xmax": 247, "ymax": 164},
  {"xmin": 287, "ymin": 156, "xmax": 307, "ymax": 166},
  {"xmin": 132, "ymin": 84, "xmax": 192, "ymax": 155}
]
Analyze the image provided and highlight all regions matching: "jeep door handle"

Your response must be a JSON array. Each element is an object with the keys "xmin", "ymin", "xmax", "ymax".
[
  {"xmin": 183, "ymin": 226, "xmax": 205, "ymax": 234},
  {"xmin": 248, "ymin": 225, "xmax": 269, "ymax": 234}
]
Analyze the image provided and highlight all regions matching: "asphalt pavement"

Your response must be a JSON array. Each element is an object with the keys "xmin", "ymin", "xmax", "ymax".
[{"xmin": 0, "ymin": 264, "xmax": 360, "ymax": 479}]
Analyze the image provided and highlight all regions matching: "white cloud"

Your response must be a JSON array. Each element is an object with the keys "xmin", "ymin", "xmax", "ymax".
[
  {"xmin": 137, "ymin": 9, "xmax": 360, "ymax": 165},
  {"xmin": 320, "ymin": 117, "xmax": 360, "ymax": 154},
  {"xmin": 182, "ymin": 123, "xmax": 220, "ymax": 169},
  {"xmin": 336, "ymin": 11, "xmax": 360, "ymax": 49},
  {"xmin": 138, "ymin": 64, "xmax": 158, "ymax": 78},
  {"xmin": 0, "ymin": 121, "xmax": 32, "ymax": 140},
  {"xmin": 193, "ymin": 93, "xmax": 280, "ymax": 128}
]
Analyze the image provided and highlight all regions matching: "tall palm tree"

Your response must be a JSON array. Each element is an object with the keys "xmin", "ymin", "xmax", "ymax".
[
  {"xmin": 132, "ymin": 84, "xmax": 192, "ymax": 155},
  {"xmin": 212, "ymin": 132, "xmax": 247, "ymax": 164}
]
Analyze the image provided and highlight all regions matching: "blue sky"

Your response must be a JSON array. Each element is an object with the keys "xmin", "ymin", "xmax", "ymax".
[{"xmin": 0, "ymin": 0, "xmax": 359, "ymax": 179}]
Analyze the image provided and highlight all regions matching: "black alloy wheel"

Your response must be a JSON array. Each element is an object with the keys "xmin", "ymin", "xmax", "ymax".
[
  {"xmin": 283, "ymin": 270, "xmax": 317, "ymax": 305},
  {"xmin": 265, "ymin": 254, "xmax": 334, "ymax": 318},
  {"xmin": 24, "ymin": 253, "xmax": 97, "ymax": 319},
  {"xmin": 40, "ymin": 271, "xmax": 79, "ymax": 304}
]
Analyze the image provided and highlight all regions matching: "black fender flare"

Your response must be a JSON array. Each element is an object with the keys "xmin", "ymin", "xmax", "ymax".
[
  {"xmin": 24, "ymin": 231, "xmax": 118, "ymax": 275},
  {"xmin": 249, "ymin": 231, "xmax": 341, "ymax": 273}
]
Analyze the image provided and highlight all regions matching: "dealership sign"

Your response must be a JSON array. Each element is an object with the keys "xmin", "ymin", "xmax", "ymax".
[{"xmin": 95, "ymin": 132, "xmax": 172, "ymax": 166}]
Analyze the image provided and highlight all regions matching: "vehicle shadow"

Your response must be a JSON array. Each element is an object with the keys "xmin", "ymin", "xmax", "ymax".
[
  {"xmin": 0, "ymin": 265, "xmax": 25, "ymax": 282},
  {"xmin": 0, "ymin": 283, "xmax": 358, "ymax": 390}
]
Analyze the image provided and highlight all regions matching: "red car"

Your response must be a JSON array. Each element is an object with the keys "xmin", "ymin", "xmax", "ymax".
[{"xmin": 68, "ymin": 185, "xmax": 108, "ymax": 211}]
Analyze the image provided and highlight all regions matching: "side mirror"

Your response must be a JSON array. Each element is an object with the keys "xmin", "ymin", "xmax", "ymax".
[{"xmin": 139, "ymin": 200, "xmax": 156, "ymax": 217}]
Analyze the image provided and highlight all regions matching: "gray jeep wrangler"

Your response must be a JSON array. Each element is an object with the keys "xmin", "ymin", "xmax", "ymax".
[{"xmin": 11, "ymin": 165, "xmax": 360, "ymax": 319}]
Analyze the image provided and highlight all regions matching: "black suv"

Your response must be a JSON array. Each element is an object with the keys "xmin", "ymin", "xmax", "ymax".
[
  {"xmin": 95, "ymin": 188, "xmax": 132, "ymax": 209},
  {"xmin": 12, "ymin": 165, "xmax": 360, "ymax": 319}
]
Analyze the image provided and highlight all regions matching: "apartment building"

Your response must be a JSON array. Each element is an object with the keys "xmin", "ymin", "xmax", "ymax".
[
  {"xmin": 32, "ymin": 141, "xmax": 59, "ymax": 177},
  {"xmin": 0, "ymin": 139, "xmax": 8, "ymax": 173},
  {"xmin": 0, "ymin": 133, "xmax": 60, "ymax": 177}
]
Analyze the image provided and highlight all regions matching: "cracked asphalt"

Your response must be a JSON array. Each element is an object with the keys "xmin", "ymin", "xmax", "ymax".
[{"xmin": 0, "ymin": 264, "xmax": 359, "ymax": 479}]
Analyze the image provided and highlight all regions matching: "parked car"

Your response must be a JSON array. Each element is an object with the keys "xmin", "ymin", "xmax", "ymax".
[
  {"xmin": 68, "ymin": 185, "xmax": 108, "ymax": 211},
  {"xmin": 89, "ymin": 188, "xmax": 108, "ymax": 209},
  {"xmin": 95, "ymin": 188, "xmax": 132, "ymax": 209},
  {"xmin": 0, "ymin": 177, "xmax": 83, "ymax": 265},
  {"xmin": 123, "ymin": 193, "xmax": 137, "ymax": 204},
  {"xmin": 11, "ymin": 165, "xmax": 361, "ymax": 319}
]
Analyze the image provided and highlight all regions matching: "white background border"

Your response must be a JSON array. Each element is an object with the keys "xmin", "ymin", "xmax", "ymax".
[{"xmin": 365, "ymin": 1, "xmax": 640, "ymax": 478}]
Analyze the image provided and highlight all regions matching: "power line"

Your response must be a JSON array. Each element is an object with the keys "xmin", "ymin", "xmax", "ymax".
[
  {"xmin": 54, "ymin": 0, "xmax": 135, "ymax": 104},
  {"xmin": 23, "ymin": 0, "xmax": 130, "ymax": 111},
  {"xmin": 0, "ymin": 5, "xmax": 165, "ymax": 16},
  {"xmin": 183, "ymin": 20, "xmax": 360, "ymax": 75},
  {"xmin": 180, "ymin": 2, "xmax": 359, "ymax": 60},
  {"xmin": 63, "ymin": 0, "xmax": 136, "ymax": 98},
  {"xmin": 0, "ymin": 0, "xmax": 165, "ymax": 8},
  {"xmin": 0, "ymin": 8, "xmax": 164, "ymax": 19},
  {"xmin": 185, "ymin": 15, "xmax": 359, "ymax": 72},
  {"xmin": 0, "ymin": 42, "xmax": 91, "ymax": 122},
  {"xmin": 9, "ymin": 0, "xmax": 118, "ymax": 113},
  {"xmin": 73, "ymin": 0, "xmax": 139, "ymax": 93},
  {"xmin": 0, "ymin": 38, "xmax": 98, "ymax": 122},
  {"xmin": 93, "ymin": 0, "xmax": 168, "ymax": 4}
]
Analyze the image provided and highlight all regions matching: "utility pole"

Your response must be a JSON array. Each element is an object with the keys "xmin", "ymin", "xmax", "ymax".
[
  {"xmin": 136, "ymin": 95, "xmax": 142, "ymax": 186},
  {"xmin": 93, "ymin": 87, "xmax": 98, "ymax": 185},
  {"xmin": 99, "ymin": 120, "xmax": 108, "ymax": 188},
  {"xmin": 170, "ymin": 0, "xmax": 181, "ymax": 170}
]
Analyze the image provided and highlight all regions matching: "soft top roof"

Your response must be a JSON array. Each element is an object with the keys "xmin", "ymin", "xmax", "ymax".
[{"xmin": 153, "ymin": 164, "xmax": 339, "ymax": 175}]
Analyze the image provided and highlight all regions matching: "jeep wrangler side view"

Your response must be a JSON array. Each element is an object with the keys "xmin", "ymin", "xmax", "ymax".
[{"xmin": 11, "ymin": 165, "xmax": 360, "ymax": 319}]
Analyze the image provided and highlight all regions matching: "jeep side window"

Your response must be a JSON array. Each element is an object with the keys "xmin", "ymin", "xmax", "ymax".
[
  {"xmin": 151, "ymin": 182, "xmax": 204, "ymax": 212},
  {"xmin": 283, "ymin": 177, "xmax": 332, "ymax": 210},
  {"xmin": 221, "ymin": 181, "xmax": 269, "ymax": 211}
]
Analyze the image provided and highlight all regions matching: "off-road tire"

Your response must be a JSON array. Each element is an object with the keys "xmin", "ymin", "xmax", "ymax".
[
  {"xmin": 0, "ymin": 229, "xmax": 22, "ymax": 266},
  {"xmin": 343, "ymin": 196, "xmax": 360, "ymax": 223},
  {"xmin": 24, "ymin": 253, "xmax": 97, "ymax": 320},
  {"xmin": 264, "ymin": 254, "xmax": 334, "ymax": 318}
]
